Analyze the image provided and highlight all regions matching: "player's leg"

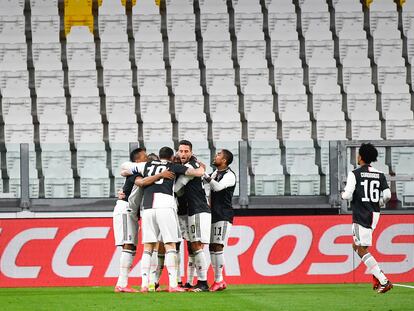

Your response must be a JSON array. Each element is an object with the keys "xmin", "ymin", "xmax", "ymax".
[
  {"xmin": 149, "ymin": 241, "xmax": 165, "ymax": 291},
  {"xmin": 185, "ymin": 240, "xmax": 196, "ymax": 289},
  {"xmin": 149, "ymin": 242, "xmax": 160, "ymax": 291},
  {"xmin": 140, "ymin": 209, "xmax": 159, "ymax": 292},
  {"xmin": 113, "ymin": 200, "xmax": 139, "ymax": 292},
  {"xmin": 175, "ymin": 241, "xmax": 184, "ymax": 287},
  {"xmin": 188, "ymin": 213, "xmax": 211, "ymax": 292},
  {"xmin": 178, "ymin": 214, "xmax": 195, "ymax": 288},
  {"xmin": 352, "ymin": 223, "xmax": 392, "ymax": 293},
  {"xmin": 209, "ymin": 221, "xmax": 232, "ymax": 292},
  {"xmin": 157, "ymin": 209, "xmax": 185, "ymax": 292}
]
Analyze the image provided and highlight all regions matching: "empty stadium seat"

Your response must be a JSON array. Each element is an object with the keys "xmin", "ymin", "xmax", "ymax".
[
  {"xmin": 250, "ymin": 141, "xmax": 284, "ymax": 195},
  {"xmin": 175, "ymin": 95, "xmax": 205, "ymax": 121},
  {"xmin": 266, "ymin": 0, "xmax": 295, "ymax": 13},
  {"xmin": 39, "ymin": 124, "xmax": 69, "ymax": 143},
  {"xmin": 285, "ymin": 141, "xmax": 319, "ymax": 195},
  {"xmin": 0, "ymin": 16, "xmax": 25, "ymax": 43},
  {"xmin": 37, "ymin": 97, "xmax": 67, "ymax": 124},
  {"xmin": 99, "ymin": 0, "xmax": 125, "ymax": 15},
  {"xmin": 132, "ymin": 0, "xmax": 159, "ymax": 15},
  {"xmin": 41, "ymin": 143, "xmax": 74, "ymax": 198},
  {"xmin": 0, "ymin": 44, "xmax": 26, "ymax": 71},
  {"xmin": 167, "ymin": 14, "xmax": 195, "ymax": 42},
  {"xmin": 76, "ymin": 143, "xmax": 110, "ymax": 198},
  {"xmin": 268, "ymin": 13, "xmax": 298, "ymax": 41},
  {"xmin": 248, "ymin": 120, "xmax": 277, "ymax": 141},
  {"xmin": 71, "ymin": 97, "xmax": 101, "ymax": 124},
  {"xmin": 203, "ymin": 41, "xmax": 233, "ymax": 69},
  {"xmin": 140, "ymin": 95, "xmax": 170, "ymax": 122},
  {"xmin": 30, "ymin": 0, "xmax": 58, "ymax": 16},
  {"xmin": 31, "ymin": 16, "xmax": 60, "ymax": 43},
  {"xmin": 234, "ymin": 13, "xmax": 264, "ymax": 41},
  {"xmin": 103, "ymin": 69, "xmax": 134, "ymax": 96},
  {"xmin": 132, "ymin": 15, "xmax": 162, "ymax": 42},
  {"xmin": 135, "ymin": 41, "xmax": 164, "ymax": 70},
  {"xmin": 369, "ymin": 0, "xmax": 398, "ymax": 36},
  {"xmin": 32, "ymin": 43, "xmax": 62, "ymax": 70},
  {"xmin": 200, "ymin": 13, "xmax": 230, "ymax": 41},
  {"xmin": 108, "ymin": 123, "xmax": 139, "ymax": 142},
  {"xmin": 106, "ymin": 96, "xmax": 136, "ymax": 123},
  {"xmin": 5, "ymin": 143, "xmax": 39, "ymax": 198},
  {"xmin": 178, "ymin": 122, "xmax": 208, "ymax": 142},
  {"xmin": 0, "ymin": 0, "xmax": 24, "ymax": 16},
  {"xmin": 199, "ymin": 0, "xmax": 227, "ymax": 14}
]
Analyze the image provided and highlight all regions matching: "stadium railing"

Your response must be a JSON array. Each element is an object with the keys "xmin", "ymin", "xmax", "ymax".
[{"xmin": 1, "ymin": 141, "xmax": 413, "ymax": 214}]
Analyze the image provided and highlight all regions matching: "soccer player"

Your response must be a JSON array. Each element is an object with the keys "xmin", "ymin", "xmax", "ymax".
[
  {"xmin": 130, "ymin": 147, "xmax": 205, "ymax": 292},
  {"xmin": 176, "ymin": 140, "xmax": 211, "ymax": 292},
  {"xmin": 113, "ymin": 148, "xmax": 173, "ymax": 293},
  {"xmin": 203, "ymin": 149, "xmax": 236, "ymax": 292},
  {"xmin": 341, "ymin": 143, "xmax": 393, "ymax": 294}
]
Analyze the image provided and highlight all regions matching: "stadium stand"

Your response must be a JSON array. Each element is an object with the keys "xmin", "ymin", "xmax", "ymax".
[{"xmin": 0, "ymin": 0, "xmax": 413, "ymax": 204}]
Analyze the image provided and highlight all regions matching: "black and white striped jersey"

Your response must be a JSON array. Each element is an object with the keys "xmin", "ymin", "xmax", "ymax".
[
  {"xmin": 342, "ymin": 164, "xmax": 390, "ymax": 228},
  {"xmin": 209, "ymin": 167, "xmax": 236, "ymax": 224}
]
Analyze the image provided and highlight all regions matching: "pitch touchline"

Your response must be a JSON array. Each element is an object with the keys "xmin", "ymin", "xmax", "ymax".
[{"xmin": 393, "ymin": 283, "xmax": 414, "ymax": 289}]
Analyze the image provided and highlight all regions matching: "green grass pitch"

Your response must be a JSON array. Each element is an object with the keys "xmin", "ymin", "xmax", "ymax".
[{"xmin": 1, "ymin": 284, "xmax": 413, "ymax": 311}]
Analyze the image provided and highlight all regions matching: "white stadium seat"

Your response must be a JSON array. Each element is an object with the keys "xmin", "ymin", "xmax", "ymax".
[{"xmin": 250, "ymin": 141, "xmax": 284, "ymax": 195}]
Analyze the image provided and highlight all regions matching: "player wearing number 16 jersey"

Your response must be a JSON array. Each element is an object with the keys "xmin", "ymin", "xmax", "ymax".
[{"xmin": 341, "ymin": 143, "xmax": 392, "ymax": 294}]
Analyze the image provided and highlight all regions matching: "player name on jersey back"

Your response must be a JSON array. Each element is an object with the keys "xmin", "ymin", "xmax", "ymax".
[{"xmin": 360, "ymin": 172, "xmax": 380, "ymax": 179}]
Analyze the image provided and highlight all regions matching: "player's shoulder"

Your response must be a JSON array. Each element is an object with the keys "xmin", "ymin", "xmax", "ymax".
[
  {"xmin": 368, "ymin": 165, "xmax": 385, "ymax": 175},
  {"xmin": 187, "ymin": 158, "xmax": 199, "ymax": 168},
  {"xmin": 226, "ymin": 167, "xmax": 236, "ymax": 177}
]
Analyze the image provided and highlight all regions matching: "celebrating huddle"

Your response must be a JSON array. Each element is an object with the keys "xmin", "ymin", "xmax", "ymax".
[{"xmin": 112, "ymin": 140, "xmax": 236, "ymax": 293}]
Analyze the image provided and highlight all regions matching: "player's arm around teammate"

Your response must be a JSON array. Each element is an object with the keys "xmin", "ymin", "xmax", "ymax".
[{"xmin": 176, "ymin": 140, "xmax": 211, "ymax": 292}]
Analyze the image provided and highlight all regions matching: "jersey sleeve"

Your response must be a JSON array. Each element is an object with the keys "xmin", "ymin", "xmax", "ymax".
[
  {"xmin": 209, "ymin": 171, "xmax": 236, "ymax": 192},
  {"xmin": 171, "ymin": 163, "xmax": 189, "ymax": 175},
  {"xmin": 379, "ymin": 173, "xmax": 390, "ymax": 191},
  {"xmin": 341, "ymin": 171, "xmax": 356, "ymax": 200},
  {"xmin": 379, "ymin": 173, "xmax": 391, "ymax": 202},
  {"xmin": 121, "ymin": 161, "xmax": 146, "ymax": 176}
]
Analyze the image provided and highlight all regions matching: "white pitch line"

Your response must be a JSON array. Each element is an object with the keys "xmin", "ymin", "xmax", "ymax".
[{"xmin": 393, "ymin": 283, "xmax": 414, "ymax": 289}]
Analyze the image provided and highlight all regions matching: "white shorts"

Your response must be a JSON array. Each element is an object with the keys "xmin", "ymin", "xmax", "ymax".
[
  {"xmin": 178, "ymin": 215, "xmax": 189, "ymax": 241},
  {"xmin": 141, "ymin": 208, "xmax": 181, "ymax": 244},
  {"xmin": 210, "ymin": 221, "xmax": 232, "ymax": 245},
  {"xmin": 188, "ymin": 212, "xmax": 211, "ymax": 244},
  {"xmin": 352, "ymin": 223, "xmax": 373, "ymax": 247},
  {"xmin": 113, "ymin": 200, "xmax": 139, "ymax": 246}
]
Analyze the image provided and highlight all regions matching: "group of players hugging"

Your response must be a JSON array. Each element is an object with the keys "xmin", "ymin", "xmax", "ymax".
[
  {"xmin": 111, "ymin": 140, "xmax": 393, "ymax": 294},
  {"xmin": 112, "ymin": 140, "xmax": 236, "ymax": 293}
]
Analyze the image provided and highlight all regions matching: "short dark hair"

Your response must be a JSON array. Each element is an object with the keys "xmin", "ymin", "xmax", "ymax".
[
  {"xmin": 179, "ymin": 140, "xmax": 192, "ymax": 151},
  {"xmin": 159, "ymin": 146, "xmax": 174, "ymax": 160},
  {"xmin": 358, "ymin": 143, "xmax": 378, "ymax": 164},
  {"xmin": 147, "ymin": 153, "xmax": 159, "ymax": 161},
  {"xmin": 130, "ymin": 148, "xmax": 146, "ymax": 162},
  {"xmin": 221, "ymin": 149, "xmax": 233, "ymax": 165}
]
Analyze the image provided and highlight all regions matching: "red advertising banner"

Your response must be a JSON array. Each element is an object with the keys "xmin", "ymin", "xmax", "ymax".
[{"xmin": 0, "ymin": 215, "xmax": 413, "ymax": 287}]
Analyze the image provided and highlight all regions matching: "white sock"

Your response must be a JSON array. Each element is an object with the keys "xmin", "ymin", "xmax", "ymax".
[
  {"xmin": 214, "ymin": 251, "xmax": 224, "ymax": 282},
  {"xmin": 149, "ymin": 250, "xmax": 158, "ymax": 286},
  {"xmin": 116, "ymin": 249, "xmax": 135, "ymax": 288},
  {"xmin": 140, "ymin": 250, "xmax": 152, "ymax": 288},
  {"xmin": 187, "ymin": 255, "xmax": 196, "ymax": 285},
  {"xmin": 194, "ymin": 249, "xmax": 208, "ymax": 281},
  {"xmin": 165, "ymin": 250, "xmax": 178, "ymax": 288},
  {"xmin": 210, "ymin": 251, "xmax": 217, "ymax": 282},
  {"xmin": 155, "ymin": 254, "xmax": 165, "ymax": 284},
  {"xmin": 176, "ymin": 249, "xmax": 181, "ymax": 284},
  {"xmin": 362, "ymin": 253, "xmax": 387, "ymax": 285}
]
